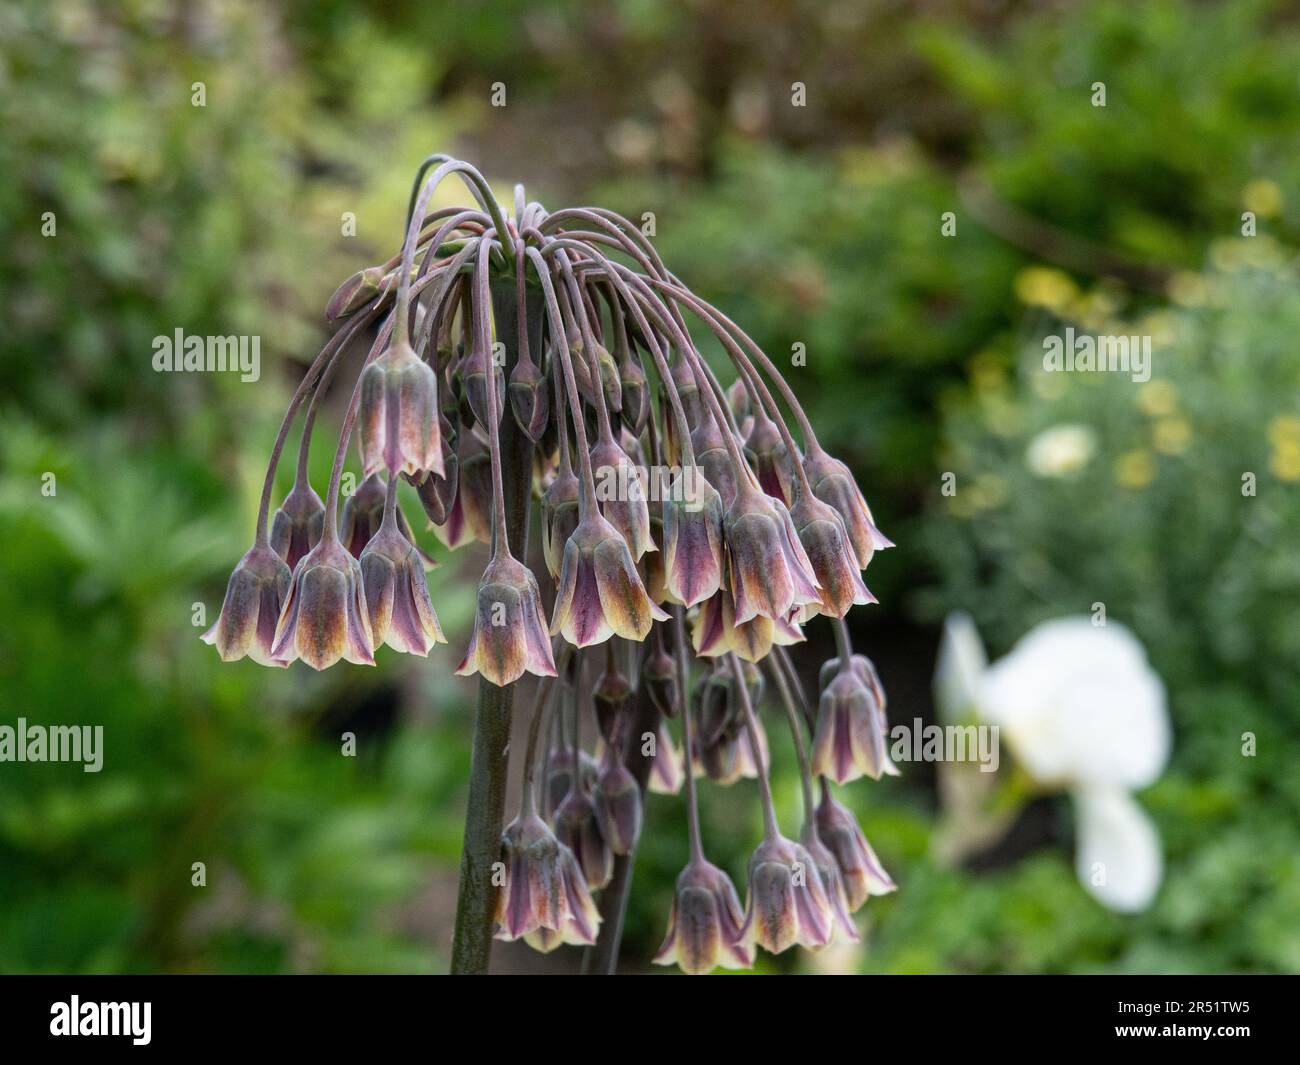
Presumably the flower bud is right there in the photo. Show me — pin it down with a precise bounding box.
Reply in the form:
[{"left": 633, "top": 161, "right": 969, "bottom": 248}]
[
  {"left": 408, "top": 429, "right": 458, "bottom": 528},
  {"left": 803, "top": 449, "right": 893, "bottom": 570},
  {"left": 358, "top": 340, "right": 443, "bottom": 480},
  {"left": 544, "top": 747, "right": 599, "bottom": 818},
  {"left": 592, "top": 754, "right": 642, "bottom": 855},
  {"left": 592, "top": 666, "right": 633, "bottom": 745},
  {"left": 726, "top": 377, "right": 754, "bottom": 435},
  {"left": 654, "top": 860, "right": 753, "bottom": 975},
  {"left": 457, "top": 555, "right": 557, "bottom": 686},
  {"left": 431, "top": 432, "right": 492, "bottom": 550},
  {"left": 802, "top": 827, "right": 861, "bottom": 943},
  {"left": 201, "top": 543, "right": 292, "bottom": 667},
  {"left": 324, "top": 265, "right": 385, "bottom": 323},
  {"left": 540, "top": 465, "right": 580, "bottom": 580},
  {"left": 641, "top": 644, "right": 679, "bottom": 718},
  {"left": 358, "top": 516, "right": 445, "bottom": 655},
  {"left": 744, "top": 413, "right": 796, "bottom": 505},
  {"left": 269, "top": 481, "right": 325, "bottom": 570},
  {"left": 692, "top": 416, "right": 739, "bottom": 508},
  {"left": 342, "top": 472, "right": 435, "bottom": 567},
  {"left": 619, "top": 353, "right": 649, "bottom": 437},
  {"left": 741, "top": 835, "right": 834, "bottom": 954},
  {"left": 508, "top": 356, "right": 549, "bottom": 442},
  {"left": 270, "top": 536, "right": 375, "bottom": 670},
  {"left": 815, "top": 788, "right": 896, "bottom": 910},
  {"left": 459, "top": 344, "right": 505, "bottom": 434}
]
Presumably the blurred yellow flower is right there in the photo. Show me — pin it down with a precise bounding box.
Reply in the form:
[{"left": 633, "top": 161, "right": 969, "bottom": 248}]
[
  {"left": 1152, "top": 417, "right": 1191, "bottom": 455},
  {"left": 1243, "top": 179, "right": 1283, "bottom": 219},
  {"left": 1137, "top": 381, "right": 1178, "bottom": 417},
  {"left": 1015, "top": 266, "right": 1078, "bottom": 312},
  {"left": 1168, "top": 271, "right": 1209, "bottom": 307},
  {"left": 1026, "top": 424, "right": 1097, "bottom": 478},
  {"left": 1115, "top": 449, "right": 1156, "bottom": 488},
  {"left": 1270, "top": 441, "right": 1300, "bottom": 482},
  {"left": 1267, "top": 415, "right": 1300, "bottom": 448}
]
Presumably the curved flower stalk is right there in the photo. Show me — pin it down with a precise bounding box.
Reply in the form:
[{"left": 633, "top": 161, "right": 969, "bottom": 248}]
[{"left": 202, "top": 153, "right": 896, "bottom": 974}]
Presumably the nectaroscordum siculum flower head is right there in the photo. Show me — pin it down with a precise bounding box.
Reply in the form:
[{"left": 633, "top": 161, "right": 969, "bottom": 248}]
[{"left": 203, "top": 153, "right": 900, "bottom": 972}]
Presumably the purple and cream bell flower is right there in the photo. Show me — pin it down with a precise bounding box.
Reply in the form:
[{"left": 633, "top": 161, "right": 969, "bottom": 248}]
[
  {"left": 741, "top": 832, "right": 835, "bottom": 954},
  {"left": 654, "top": 859, "right": 754, "bottom": 975},
  {"left": 692, "top": 415, "right": 740, "bottom": 508},
  {"left": 803, "top": 446, "right": 892, "bottom": 570},
  {"left": 549, "top": 512, "right": 668, "bottom": 647},
  {"left": 358, "top": 339, "right": 443, "bottom": 480},
  {"left": 342, "top": 472, "right": 436, "bottom": 567},
  {"left": 358, "top": 490, "right": 446, "bottom": 656},
  {"left": 812, "top": 667, "right": 892, "bottom": 784},
  {"left": 552, "top": 786, "right": 613, "bottom": 891},
  {"left": 591, "top": 435, "right": 655, "bottom": 561},
  {"left": 790, "top": 489, "right": 876, "bottom": 620},
  {"left": 692, "top": 586, "right": 805, "bottom": 664},
  {"left": 270, "top": 530, "right": 375, "bottom": 670},
  {"left": 543, "top": 745, "right": 599, "bottom": 819},
  {"left": 815, "top": 784, "right": 896, "bottom": 909},
  {"left": 801, "top": 825, "right": 862, "bottom": 944},
  {"left": 494, "top": 812, "right": 600, "bottom": 946},
  {"left": 457, "top": 554, "right": 557, "bottom": 687},
  {"left": 647, "top": 723, "right": 685, "bottom": 796},
  {"left": 269, "top": 479, "right": 325, "bottom": 571},
  {"left": 660, "top": 467, "right": 724, "bottom": 608},
  {"left": 202, "top": 541, "right": 292, "bottom": 667},
  {"left": 723, "top": 480, "right": 822, "bottom": 627}
]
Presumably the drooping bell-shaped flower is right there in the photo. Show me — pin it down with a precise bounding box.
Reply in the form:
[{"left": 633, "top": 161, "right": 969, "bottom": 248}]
[
  {"left": 409, "top": 419, "right": 458, "bottom": 527},
  {"left": 660, "top": 467, "right": 724, "bottom": 607},
  {"left": 550, "top": 513, "right": 668, "bottom": 647},
  {"left": 815, "top": 787, "right": 896, "bottom": 910},
  {"left": 358, "top": 340, "right": 443, "bottom": 479},
  {"left": 653, "top": 859, "right": 754, "bottom": 975},
  {"left": 618, "top": 351, "right": 649, "bottom": 437},
  {"left": 723, "top": 484, "right": 822, "bottom": 626},
  {"left": 820, "top": 652, "right": 887, "bottom": 709},
  {"left": 552, "top": 788, "right": 613, "bottom": 891},
  {"left": 740, "top": 834, "right": 835, "bottom": 954},
  {"left": 202, "top": 542, "right": 292, "bottom": 667},
  {"left": 269, "top": 480, "right": 325, "bottom": 570},
  {"left": 591, "top": 435, "right": 655, "bottom": 561},
  {"left": 358, "top": 502, "right": 445, "bottom": 656},
  {"left": 803, "top": 448, "right": 892, "bottom": 570},
  {"left": 812, "top": 668, "right": 892, "bottom": 784},
  {"left": 692, "top": 586, "right": 805, "bottom": 663},
  {"left": 457, "top": 554, "right": 557, "bottom": 686},
  {"left": 342, "top": 472, "right": 435, "bottom": 567},
  {"left": 324, "top": 265, "right": 385, "bottom": 324},
  {"left": 271, "top": 533, "right": 375, "bottom": 669},
  {"left": 692, "top": 416, "right": 740, "bottom": 508},
  {"left": 494, "top": 813, "right": 600, "bottom": 945},
  {"left": 543, "top": 746, "right": 600, "bottom": 819},
  {"left": 459, "top": 341, "right": 505, "bottom": 434},
  {"left": 801, "top": 826, "right": 861, "bottom": 943},
  {"left": 790, "top": 490, "right": 875, "bottom": 620},
  {"left": 648, "top": 722, "right": 685, "bottom": 795}
]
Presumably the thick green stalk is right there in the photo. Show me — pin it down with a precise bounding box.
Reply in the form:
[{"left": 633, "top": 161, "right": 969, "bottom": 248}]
[{"left": 449, "top": 276, "right": 542, "bottom": 974}]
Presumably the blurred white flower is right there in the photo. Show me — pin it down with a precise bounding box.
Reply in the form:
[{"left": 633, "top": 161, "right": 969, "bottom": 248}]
[
  {"left": 933, "top": 614, "right": 1171, "bottom": 912},
  {"left": 1025, "top": 424, "right": 1097, "bottom": 478}
]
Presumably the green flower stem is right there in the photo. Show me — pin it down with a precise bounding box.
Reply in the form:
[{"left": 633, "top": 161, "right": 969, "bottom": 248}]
[{"left": 449, "top": 275, "right": 541, "bottom": 975}]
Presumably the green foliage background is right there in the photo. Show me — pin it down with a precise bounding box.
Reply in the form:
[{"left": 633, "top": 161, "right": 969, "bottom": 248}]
[{"left": 1, "top": 0, "right": 1297, "bottom": 973}]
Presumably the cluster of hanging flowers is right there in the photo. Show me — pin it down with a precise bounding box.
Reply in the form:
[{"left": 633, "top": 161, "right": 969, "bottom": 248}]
[{"left": 204, "top": 154, "right": 897, "bottom": 972}]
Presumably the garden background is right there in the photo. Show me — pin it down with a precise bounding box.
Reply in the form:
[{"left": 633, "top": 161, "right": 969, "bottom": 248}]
[{"left": 3, "top": 0, "right": 1299, "bottom": 973}]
